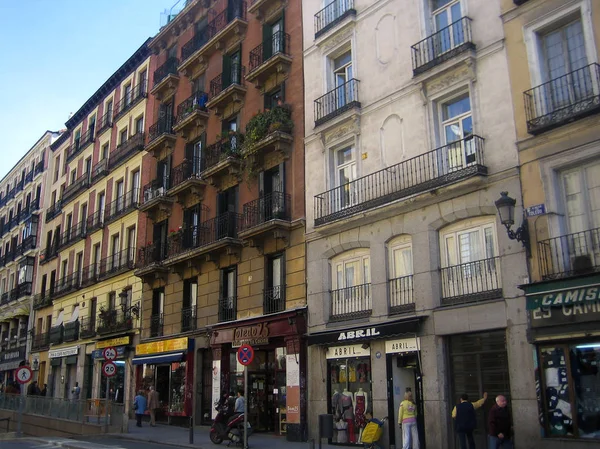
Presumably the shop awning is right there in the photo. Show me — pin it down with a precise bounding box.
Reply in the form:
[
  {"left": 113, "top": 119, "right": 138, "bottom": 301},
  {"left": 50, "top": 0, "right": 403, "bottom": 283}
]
[{"left": 132, "top": 352, "right": 184, "bottom": 365}]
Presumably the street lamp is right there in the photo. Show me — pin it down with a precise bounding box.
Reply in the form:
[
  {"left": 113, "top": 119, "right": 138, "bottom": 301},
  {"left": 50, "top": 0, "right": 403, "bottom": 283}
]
[
  {"left": 119, "top": 289, "right": 140, "bottom": 318},
  {"left": 495, "top": 191, "right": 530, "bottom": 257}
]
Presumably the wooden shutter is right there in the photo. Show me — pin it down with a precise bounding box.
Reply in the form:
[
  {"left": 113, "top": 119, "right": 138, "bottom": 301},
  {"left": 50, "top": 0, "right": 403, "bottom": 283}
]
[{"left": 263, "top": 24, "right": 273, "bottom": 61}]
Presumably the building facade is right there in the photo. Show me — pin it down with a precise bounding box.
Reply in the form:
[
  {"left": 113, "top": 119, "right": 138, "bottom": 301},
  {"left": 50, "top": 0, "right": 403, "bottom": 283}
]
[
  {"left": 303, "top": 0, "right": 537, "bottom": 448},
  {"left": 133, "top": 0, "right": 307, "bottom": 437},
  {"left": 30, "top": 41, "right": 152, "bottom": 412},
  {"left": 0, "top": 131, "right": 57, "bottom": 385},
  {"left": 502, "top": 0, "right": 600, "bottom": 446}
]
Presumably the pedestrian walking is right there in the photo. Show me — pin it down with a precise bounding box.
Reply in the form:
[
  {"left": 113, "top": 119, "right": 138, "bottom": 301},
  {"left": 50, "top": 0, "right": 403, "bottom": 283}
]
[
  {"left": 398, "top": 390, "right": 420, "bottom": 449},
  {"left": 148, "top": 386, "right": 159, "bottom": 427},
  {"left": 488, "top": 395, "right": 513, "bottom": 449},
  {"left": 40, "top": 384, "right": 47, "bottom": 397},
  {"left": 452, "top": 393, "right": 487, "bottom": 449},
  {"left": 71, "top": 382, "right": 81, "bottom": 401},
  {"left": 27, "top": 380, "right": 39, "bottom": 396},
  {"left": 234, "top": 389, "right": 245, "bottom": 414},
  {"left": 134, "top": 390, "right": 147, "bottom": 428}
]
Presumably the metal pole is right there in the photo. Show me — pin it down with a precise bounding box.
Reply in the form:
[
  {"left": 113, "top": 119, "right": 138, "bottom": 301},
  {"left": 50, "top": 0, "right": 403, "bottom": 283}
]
[
  {"left": 189, "top": 415, "right": 194, "bottom": 444},
  {"left": 104, "top": 375, "right": 109, "bottom": 433},
  {"left": 17, "top": 383, "right": 25, "bottom": 437},
  {"left": 243, "top": 366, "right": 248, "bottom": 449}
]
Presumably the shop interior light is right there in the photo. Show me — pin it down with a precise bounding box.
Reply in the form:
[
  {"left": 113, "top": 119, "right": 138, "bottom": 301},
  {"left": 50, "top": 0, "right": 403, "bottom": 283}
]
[{"left": 575, "top": 343, "right": 600, "bottom": 349}]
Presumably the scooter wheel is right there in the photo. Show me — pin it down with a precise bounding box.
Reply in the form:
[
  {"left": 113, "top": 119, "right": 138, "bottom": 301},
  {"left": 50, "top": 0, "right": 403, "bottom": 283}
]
[{"left": 210, "top": 429, "right": 223, "bottom": 444}]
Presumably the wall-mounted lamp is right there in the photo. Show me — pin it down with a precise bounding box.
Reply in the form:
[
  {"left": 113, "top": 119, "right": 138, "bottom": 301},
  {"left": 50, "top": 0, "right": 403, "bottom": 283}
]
[
  {"left": 60, "top": 375, "right": 65, "bottom": 384},
  {"left": 32, "top": 359, "right": 39, "bottom": 371},
  {"left": 361, "top": 343, "right": 370, "bottom": 350},
  {"left": 495, "top": 191, "right": 531, "bottom": 257},
  {"left": 119, "top": 289, "right": 140, "bottom": 318}
]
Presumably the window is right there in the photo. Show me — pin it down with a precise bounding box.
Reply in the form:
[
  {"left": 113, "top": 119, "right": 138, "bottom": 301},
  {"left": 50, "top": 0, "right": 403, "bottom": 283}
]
[
  {"left": 61, "top": 260, "right": 68, "bottom": 282},
  {"left": 98, "top": 192, "right": 106, "bottom": 225},
  {"left": 561, "top": 160, "right": 600, "bottom": 233},
  {"left": 138, "top": 70, "right": 147, "bottom": 94},
  {"left": 264, "top": 84, "right": 285, "bottom": 110},
  {"left": 76, "top": 252, "right": 83, "bottom": 285},
  {"left": 70, "top": 170, "right": 76, "bottom": 184},
  {"left": 85, "top": 157, "right": 92, "bottom": 176},
  {"left": 330, "top": 146, "right": 358, "bottom": 211},
  {"left": 89, "top": 115, "right": 96, "bottom": 137},
  {"left": 119, "top": 128, "right": 128, "bottom": 145},
  {"left": 331, "top": 249, "right": 371, "bottom": 318},
  {"left": 265, "top": 253, "right": 285, "bottom": 314},
  {"left": 219, "top": 267, "right": 237, "bottom": 322},
  {"left": 182, "top": 278, "right": 198, "bottom": 331},
  {"left": 115, "top": 180, "right": 124, "bottom": 212},
  {"left": 332, "top": 50, "right": 354, "bottom": 106},
  {"left": 135, "top": 117, "right": 144, "bottom": 135},
  {"left": 66, "top": 214, "right": 72, "bottom": 239},
  {"left": 81, "top": 203, "right": 88, "bottom": 233},
  {"left": 101, "top": 143, "right": 109, "bottom": 160},
  {"left": 127, "top": 226, "right": 136, "bottom": 262},
  {"left": 111, "top": 234, "right": 120, "bottom": 269},
  {"left": 151, "top": 288, "right": 164, "bottom": 337},
  {"left": 388, "top": 236, "right": 414, "bottom": 309},
  {"left": 92, "top": 243, "right": 101, "bottom": 278},
  {"left": 108, "top": 291, "right": 116, "bottom": 311},
  {"left": 106, "top": 99, "right": 113, "bottom": 117},
  {"left": 192, "top": 74, "right": 205, "bottom": 94},
  {"left": 74, "top": 129, "right": 81, "bottom": 148},
  {"left": 185, "top": 134, "right": 204, "bottom": 175},
  {"left": 124, "top": 83, "right": 132, "bottom": 106},
  {"left": 432, "top": 0, "right": 464, "bottom": 53},
  {"left": 223, "top": 49, "right": 242, "bottom": 88},
  {"left": 439, "top": 92, "right": 475, "bottom": 170},
  {"left": 262, "top": 16, "right": 284, "bottom": 61},
  {"left": 130, "top": 170, "right": 140, "bottom": 203}
]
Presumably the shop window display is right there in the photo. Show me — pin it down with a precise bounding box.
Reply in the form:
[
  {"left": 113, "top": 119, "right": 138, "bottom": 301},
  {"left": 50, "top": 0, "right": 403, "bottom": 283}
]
[
  {"left": 538, "top": 342, "right": 600, "bottom": 439},
  {"left": 140, "top": 361, "right": 187, "bottom": 418},
  {"left": 328, "top": 358, "right": 372, "bottom": 444}
]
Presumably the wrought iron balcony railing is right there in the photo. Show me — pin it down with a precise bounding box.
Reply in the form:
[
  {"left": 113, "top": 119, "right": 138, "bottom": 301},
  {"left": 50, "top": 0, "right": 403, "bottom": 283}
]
[
  {"left": 181, "top": 306, "right": 197, "bottom": 333},
  {"left": 241, "top": 192, "right": 290, "bottom": 231},
  {"left": 114, "top": 83, "right": 147, "bottom": 120},
  {"left": 538, "top": 227, "right": 600, "bottom": 280},
  {"left": 62, "top": 173, "right": 91, "bottom": 204},
  {"left": 97, "top": 108, "right": 113, "bottom": 135},
  {"left": 176, "top": 91, "right": 208, "bottom": 124},
  {"left": 208, "top": 64, "right": 246, "bottom": 99},
  {"left": 264, "top": 285, "right": 285, "bottom": 315},
  {"left": 150, "top": 313, "right": 164, "bottom": 337},
  {"left": 25, "top": 170, "right": 33, "bottom": 184},
  {"left": 142, "top": 178, "right": 171, "bottom": 204},
  {"left": 170, "top": 157, "right": 203, "bottom": 189},
  {"left": 45, "top": 201, "right": 62, "bottom": 223},
  {"left": 411, "top": 17, "right": 474, "bottom": 76},
  {"left": 330, "top": 283, "right": 371, "bottom": 321},
  {"left": 79, "top": 316, "right": 96, "bottom": 339},
  {"left": 201, "top": 132, "right": 243, "bottom": 172},
  {"left": 31, "top": 331, "right": 50, "bottom": 350},
  {"left": 147, "top": 115, "right": 176, "bottom": 144},
  {"left": 66, "top": 131, "right": 94, "bottom": 163},
  {"left": 49, "top": 324, "right": 64, "bottom": 345},
  {"left": 207, "top": 1, "right": 247, "bottom": 39},
  {"left": 63, "top": 320, "right": 80, "bottom": 342},
  {"left": 389, "top": 275, "right": 414, "bottom": 314},
  {"left": 104, "top": 188, "right": 140, "bottom": 223},
  {"left": 57, "top": 220, "right": 87, "bottom": 250},
  {"left": 16, "top": 235, "right": 36, "bottom": 256},
  {"left": 153, "top": 57, "right": 179, "bottom": 87},
  {"left": 315, "top": 0, "right": 355, "bottom": 38},
  {"left": 314, "top": 135, "right": 486, "bottom": 225},
  {"left": 524, "top": 63, "right": 600, "bottom": 134},
  {"left": 314, "top": 78, "right": 360, "bottom": 126},
  {"left": 440, "top": 256, "right": 502, "bottom": 305},
  {"left": 98, "top": 248, "right": 135, "bottom": 279},
  {"left": 33, "top": 292, "right": 53, "bottom": 310},
  {"left": 34, "top": 159, "right": 45, "bottom": 176},
  {"left": 4, "top": 282, "right": 33, "bottom": 302},
  {"left": 87, "top": 208, "right": 105, "bottom": 233},
  {"left": 97, "top": 309, "right": 134, "bottom": 335},
  {"left": 54, "top": 272, "right": 82, "bottom": 298},
  {"left": 218, "top": 296, "right": 236, "bottom": 322},
  {"left": 92, "top": 159, "right": 109, "bottom": 182},
  {"left": 136, "top": 242, "right": 168, "bottom": 269},
  {"left": 248, "top": 31, "right": 290, "bottom": 72},
  {"left": 109, "top": 133, "right": 145, "bottom": 170},
  {"left": 181, "top": 28, "right": 209, "bottom": 62}
]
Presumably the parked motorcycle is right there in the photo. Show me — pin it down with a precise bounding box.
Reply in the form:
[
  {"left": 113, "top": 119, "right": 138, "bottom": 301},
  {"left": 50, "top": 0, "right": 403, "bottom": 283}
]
[{"left": 210, "top": 399, "right": 252, "bottom": 446}]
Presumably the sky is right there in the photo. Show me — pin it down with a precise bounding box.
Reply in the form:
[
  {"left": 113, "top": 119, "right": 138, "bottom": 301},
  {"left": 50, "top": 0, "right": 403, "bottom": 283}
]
[{"left": 0, "top": 0, "right": 180, "bottom": 181}]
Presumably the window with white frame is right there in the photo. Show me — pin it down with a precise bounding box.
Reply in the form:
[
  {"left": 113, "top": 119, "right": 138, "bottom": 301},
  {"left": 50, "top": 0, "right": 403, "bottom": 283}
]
[
  {"left": 439, "top": 217, "right": 501, "bottom": 300},
  {"left": 331, "top": 50, "right": 354, "bottom": 106},
  {"left": 329, "top": 145, "right": 358, "bottom": 212},
  {"left": 331, "top": 249, "right": 371, "bottom": 318},
  {"left": 431, "top": 0, "right": 465, "bottom": 54},
  {"left": 388, "top": 236, "right": 414, "bottom": 309},
  {"left": 439, "top": 92, "right": 476, "bottom": 171}
]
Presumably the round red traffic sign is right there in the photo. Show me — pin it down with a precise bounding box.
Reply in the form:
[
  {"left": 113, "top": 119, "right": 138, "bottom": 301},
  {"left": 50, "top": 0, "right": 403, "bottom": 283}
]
[
  {"left": 16, "top": 366, "right": 32, "bottom": 384},
  {"left": 237, "top": 344, "right": 254, "bottom": 366},
  {"left": 102, "top": 346, "right": 118, "bottom": 361},
  {"left": 102, "top": 361, "right": 117, "bottom": 377}
]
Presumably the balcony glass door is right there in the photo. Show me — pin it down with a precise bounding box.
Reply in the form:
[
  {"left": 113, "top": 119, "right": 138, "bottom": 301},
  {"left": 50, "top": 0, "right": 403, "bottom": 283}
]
[
  {"left": 433, "top": 0, "right": 463, "bottom": 54},
  {"left": 116, "top": 180, "right": 124, "bottom": 213},
  {"left": 332, "top": 254, "right": 371, "bottom": 317},
  {"left": 333, "top": 51, "right": 353, "bottom": 109},
  {"left": 334, "top": 147, "right": 357, "bottom": 212},
  {"left": 442, "top": 94, "right": 473, "bottom": 172},
  {"left": 111, "top": 235, "right": 120, "bottom": 271}
]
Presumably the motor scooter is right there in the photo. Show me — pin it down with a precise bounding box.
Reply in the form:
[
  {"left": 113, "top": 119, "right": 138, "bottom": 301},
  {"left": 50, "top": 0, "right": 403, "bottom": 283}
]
[{"left": 210, "top": 400, "right": 252, "bottom": 446}]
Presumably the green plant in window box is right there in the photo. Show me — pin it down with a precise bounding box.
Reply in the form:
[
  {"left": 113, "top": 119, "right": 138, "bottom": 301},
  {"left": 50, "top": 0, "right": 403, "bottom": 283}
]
[{"left": 242, "top": 105, "right": 293, "bottom": 155}]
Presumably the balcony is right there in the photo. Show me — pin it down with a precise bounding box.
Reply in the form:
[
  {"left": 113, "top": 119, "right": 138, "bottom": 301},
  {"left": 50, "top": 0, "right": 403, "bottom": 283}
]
[
  {"left": 79, "top": 316, "right": 96, "bottom": 339},
  {"left": 16, "top": 235, "right": 37, "bottom": 257},
  {"left": 314, "top": 78, "right": 360, "bottom": 127},
  {"left": 168, "top": 157, "right": 207, "bottom": 203},
  {"left": 66, "top": 131, "right": 94, "bottom": 163},
  {"left": 246, "top": 31, "right": 291, "bottom": 89},
  {"left": 87, "top": 208, "right": 105, "bottom": 234},
  {"left": 40, "top": 243, "right": 59, "bottom": 265},
  {"left": 200, "top": 133, "right": 243, "bottom": 187},
  {"left": 135, "top": 243, "right": 169, "bottom": 278},
  {"left": 45, "top": 201, "right": 62, "bottom": 223},
  {"left": 57, "top": 220, "right": 87, "bottom": 251},
  {"left": 104, "top": 189, "right": 140, "bottom": 224},
  {"left": 150, "top": 313, "right": 164, "bottom": 338},
  {"left": 315, "top": 0, "right": 356, "bottom": 39},
  {"left": 22, "top": 197, "right": 41, "bottom": 220},
  {"left": 151, "top": 57, "right": 179, "bottom": 100},
  {"left": 264, "top": 285, "right": 285, "bottom": 315},
  {"left": 62, "top": 173, "right": 91, "bottom": 205},
  {"left": 314, "top": 135, "right": 487, "bottom": 226},
  {"left": 218, "top": 296, "right": 236, "bottom": 323},
  {"left": 3, "top": 282, "right": 33, "bottom": 303},
  {"left": 440, "top": 256, "right": 502, "bottom": 306},
  {"left": 54, "top": 272, "right": 81, "bottom": 298},
  {"left": 97, "top": 109, "right": 113, "bottom": 136},
  {"left": 97, "top": 309, "right": 134, "bottom": 336},
  {"left": 206, "top": 64, "right": 247, "bottom": 116},
  {"left": 33, "top": 292, "right": 53, "bottom": 310},
  {"left": 538, "top": 227, "right": 600, "bottom": 280},
  {"left": 248, "top": 0, "right": 285, "bottom": 20},
  {"left": 389, "top": 275, "right": 414, "bottom": 314},
  {"left": 145, "top": 115, "right": 176, "bottom": 159},
  {"left": 25, "top": 170, "right": 33, "bottom": 185},
  {"left": 49, "top": 325, "right": 64, "bottom": 345},
  {"left": 181, "top": 306, "right": 197, "bottom": 333},
  {"left": 173, "top": 91, "right": 209, "bottom": 139},
  {"left": 411, "top": 17, "right": 475, "bottom": 76},
  {"left": 91, "top": 159, "right": 109, "bottom": 183},
  {"left": 178, "top": 2, "right": 248, "bottom": 79},
  {"left": 63, "top": 321, "right": 80, "bottom": 342},
  {"left": 97, "top": 249, "right": 135, "bottom": 280},
  {"left": 114, "top": 83, "right": 147, "bottom": 121},
  {"left": 31, "top": 331, "right": 50, "bottom": 351},
  {"left": 140, "top": 179, "right": 174, "bottom": 219},
  {"left": 109, "top": 133, "right": 145, "bottom": 171},
  {"left": 241, "top": 106, "right": 293, "bottom": 165},
  {"left": 81, "top": 263, "right": 101, "bottom": 288},
  {"left": 239, "top": 192, "right": 291, "bottom": 244},
  {"left": 330, "top": 283, "right": 371, "bottom": 321},
  {"left": 524, "top": 63, "right": 600, "bottom": 135},
  {"left": 34, "top": 159, "right": 44, "bottom": 177}
]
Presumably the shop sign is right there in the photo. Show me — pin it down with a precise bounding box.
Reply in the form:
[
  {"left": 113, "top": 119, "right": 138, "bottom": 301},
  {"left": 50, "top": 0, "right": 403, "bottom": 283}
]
[
  {"left": 286, "top": 386, "right": 300, "bottom": 424},
  {"left": 0, "top": 360, "right": 21, "bottom": 371},
  {"left": 307, "top": 318, "right": 422, "bottom": 346},
  {"left": 232, "top": 323, "right": 269, "bottom": 348},
  {"left": 136, "top": 337, "right": 188, "bottom": 355},
  {"left": 1, "top": 346, "right": 25, "bottom": 362},
  {"left": 526, "top": 283, "right": 600, "bottom": 310},
  {"left": 49, "top": 346, "right": 79, "bottom": 359},
  {"left": 326, "top": 344, "right": 371, "bottom": 359},
  {"left": 92, "top": 346, "right": 127, "bottom": 360},
  {"left": 96, "top": 336, "right": 130, "bottom": 349},
  {"left": 337, "top": 327, "right": 380, "bottom": 341},
  {"left": 531, "top": 300, "right": 600, "bottom": 328},
  {"left": 385, "top": 337, "right": 421, "bottom": 354}
]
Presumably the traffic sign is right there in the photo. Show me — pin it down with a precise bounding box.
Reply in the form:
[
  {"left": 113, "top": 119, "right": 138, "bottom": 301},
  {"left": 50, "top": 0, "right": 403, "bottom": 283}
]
[
  {"left": 16, "top": 366, "right": 32, "bottom": 384},
  {"left": 102, "top": 346, "right": 118, "bottom": 361},
  {"left": 237, "top": 344, "right": 254, "bottom": 366},
  {"left": 102, "top": 361, "right": 117, "bottom": 377}
]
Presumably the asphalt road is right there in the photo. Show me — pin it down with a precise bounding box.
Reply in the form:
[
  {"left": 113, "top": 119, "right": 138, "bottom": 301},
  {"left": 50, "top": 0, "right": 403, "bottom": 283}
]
[{"left": 1, "top": 438, "right": 171, "bottom": 449}]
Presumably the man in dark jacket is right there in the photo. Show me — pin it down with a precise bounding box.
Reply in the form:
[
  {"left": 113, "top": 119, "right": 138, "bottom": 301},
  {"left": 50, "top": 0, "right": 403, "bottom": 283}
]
[
  {"left": 488, "top": 395, "right": 513, "bottom": 449},
  {"left": 454, "top": 394, "right": 481, "bottom": 449}
]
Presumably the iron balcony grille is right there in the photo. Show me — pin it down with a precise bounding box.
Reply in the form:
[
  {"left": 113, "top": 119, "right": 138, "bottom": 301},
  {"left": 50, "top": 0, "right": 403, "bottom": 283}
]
[
  {"left": 40, "top": 243, "right": 59, "bottom": 264},
  {"left": 33, "top": 292, "right": 53, "bottom": 310},
  {"left": 524, "top": 63, "right": 600, "bottom": 135},
  {"left": 176, "top": 91, "right": 208, "bottom": 123},
  {"left": 62, "top": 173, "right": 91, "bottom": 204},
  {"left": 314, "top": 135, "right": 486, "bottom": 226},
  {"left": 150, "top": 313, "right": 164, "bottom": 337},
  {"left": 208, "top": 64, "right": 246, "bottom": 99},
  {"left": 181, "top": 306, "right": 197, "bottom": 332},
  {"left": 31, "top": 331, "right": 50, "bottom": 350},
  {"left": 104, "top": 188, "right": 140, "bottom": 223},
  {"left": 19, "top": 328, "right": 27, "bottom": 339},
  {"left": 45, "top": 201, "right": 62, "bottom": 223},
  {"left": 87, "top": 208, "right": 105, "bottom": 233},
  {"left": 4, "top": 282, "right": 33, "bottom": 302},
  {"left": 97, "top": 308, "right": 134, "bottom": 335},
  {"left": 147, "top": 115, "right": 176, "bottom": 144},
  {"left": 207, "top": 1, "right": 247, "bottom": 39},
  {"left": 218, "top": 296, "right": 236, "bottom": 322},
  {"left": 411, "top": 17, "right": 474, "bottom": 76},
  {"left": 92, "top": 159, "right": 109, "bottom": 182},
  {"left": 248, "top": 31, "right": 290, "bottom": 72},
  {"left": 66, "top": 130, "right": 95, "bottom": 163},
  {"left": 137, "top": 242, "right": 168, "bottom": 269},
  {"left": 97, "top": 248, "right": 135, "bottom": 279},
  {"left": 201, "top": 132, "right": 243, "bottom": 172},
  {"left": 57, "top": 220, "right": 87, "bottom": 250},
  {"left": 15, "top": 179, "right": 24, "bottom": 193},
  {"left": 25, "top": 170, "right": 34, "bottom": 184},
  {"left": 264, "top": 285, "right": 285, "bottom": 315},
  {"left": 241, "top": 192, "right": 291, "bottom": 231},
  {"left": 330, "top": 283, "right": 371, "bottom": 321},
  {"left": 97, "top": 109, "right": 113, "bottom": 135},
  {"left": 314, "top": 78, "right": 360, "bottom": 126},
  {"left": 79, "top": 316, "right": 96, "bottom": 339},
  {"left": 49, "top": 325, "right": 64, "bottom": 345},
  {"left": 34, "top": 159, "right": 45, "bottom": 176},
  {"left": 181, "top": 29, "right": 209, "bottom": 62},
  {"left": 63, "top": 320, "right": 80, "bottom": 342},
  {"left": 153, "top": 57, "right": 179, "bottom": 87},
  {"left": 23, "top": 197, "right": 41, "bottom": 219},
  {"left": 170, "top": 157, "right": 203, "bottom": 189},
  {"left": 389, "top": 275, "right": 414, "bottom": 314},
  {"left": 440, "top": 256, "right": 502, "bottom": 305},
  {"left": 109, "top": 133, "right": 145, "bottom": 170},
  {"left": 55, "top": 272, "right": 82, "bottom": 298},
  {"left": 81, "top": 263, "right": 101, "bottom": 287},
  {"left": 114, "top": 83, "right": 147, "bottom": 120},
  {"left": 142, "top": 178, "right": 171, "bottom": 204},
  {"left": 315, "top": 0, "right": 355, "bottom": 38},
  {"left": 16, "top": 235, "right": 36, "bottom": 255},
  {"left": 538, "top": 227, "right": 600, "bottom": 280}
]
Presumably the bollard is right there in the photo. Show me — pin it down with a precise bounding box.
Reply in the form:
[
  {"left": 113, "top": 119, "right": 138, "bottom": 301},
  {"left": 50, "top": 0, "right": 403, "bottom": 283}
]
[{"left": 189, "top": 415, "right": 194, "bottom": 444}]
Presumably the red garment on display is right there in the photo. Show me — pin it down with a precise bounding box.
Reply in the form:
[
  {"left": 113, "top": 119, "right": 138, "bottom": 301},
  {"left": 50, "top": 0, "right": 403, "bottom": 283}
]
[
  {"left": 354, "top": 394, "right": 366, "bottom": 428},
  {"left": 346, "top": 418, "right": 356, "bottom": 443}
]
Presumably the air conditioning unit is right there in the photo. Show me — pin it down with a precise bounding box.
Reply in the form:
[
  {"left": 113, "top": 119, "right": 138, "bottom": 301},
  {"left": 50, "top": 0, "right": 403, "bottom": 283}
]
[
  {"left": 144, "top": 189, "right": 155, "bottom": 202},
  {"left": 573, "top": 255, "right": 593, "bottom": 275}
]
